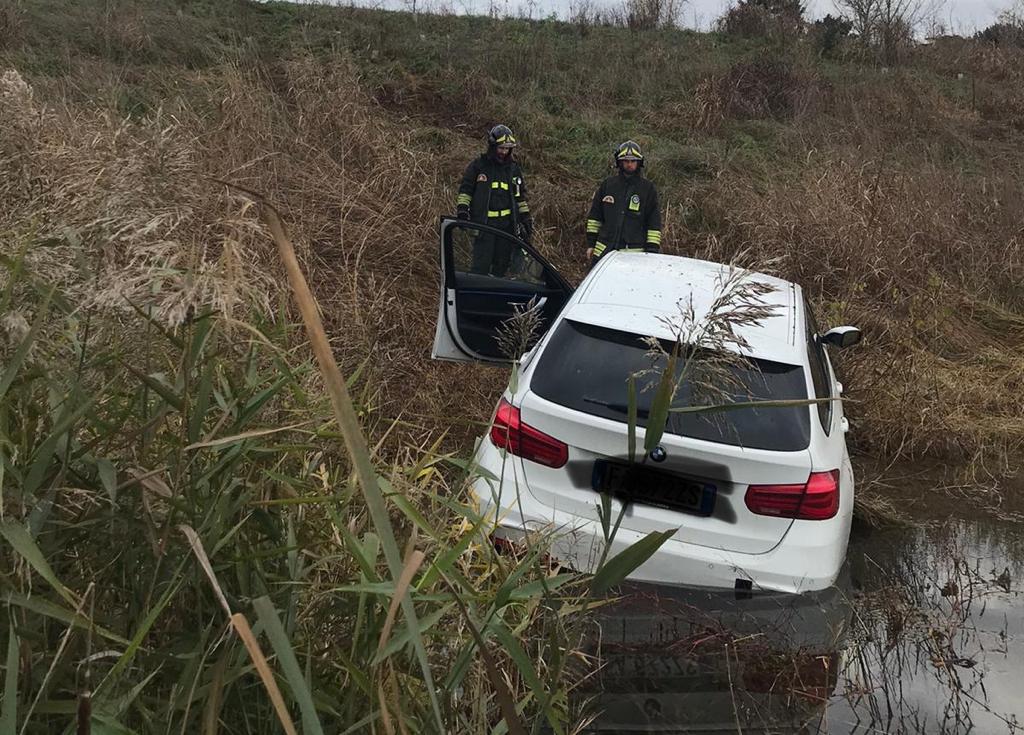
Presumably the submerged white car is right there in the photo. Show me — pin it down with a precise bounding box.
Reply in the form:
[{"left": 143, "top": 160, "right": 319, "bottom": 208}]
[{"left": 432, "top": 217, "right": 861, "bottom": 594}]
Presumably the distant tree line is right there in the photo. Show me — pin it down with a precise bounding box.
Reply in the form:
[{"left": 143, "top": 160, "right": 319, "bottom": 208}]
[
  {"left": 975, "top": 2, "right": 1024, "bottom": 46},
  {"left": 713, "top": 0, "right": 1024, "bottom": 61},
  {"left": 568, "top": 0, "right": 1024, "bottom": 58}
]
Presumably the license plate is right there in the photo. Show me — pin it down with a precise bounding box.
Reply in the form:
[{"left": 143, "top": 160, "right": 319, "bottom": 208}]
[{"left": 591, "top": 460, "right": 716, "bottom": 517}]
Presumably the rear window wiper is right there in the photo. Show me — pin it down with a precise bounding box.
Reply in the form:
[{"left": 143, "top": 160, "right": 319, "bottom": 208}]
[{"left": 582, "top": 396, "right": 649, "bottom": 417}]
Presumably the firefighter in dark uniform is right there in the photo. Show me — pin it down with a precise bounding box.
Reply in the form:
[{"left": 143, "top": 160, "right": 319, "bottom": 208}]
[
  {"left": 585, "top": 140, "right": 662, "bottom": 266},
  {"left": 456, "top": 125, "right": 533, "bottom": 277}
]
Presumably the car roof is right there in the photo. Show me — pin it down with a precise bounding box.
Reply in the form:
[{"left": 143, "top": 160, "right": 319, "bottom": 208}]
[{"left": 567, "top": 252, "right": 802, "bottom": 364}]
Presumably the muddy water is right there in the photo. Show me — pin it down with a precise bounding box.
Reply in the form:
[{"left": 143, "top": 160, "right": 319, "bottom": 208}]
[
  {"left": 582, "top": 488, "right": 1024, "bottom": 733},
  {"left": 830, "top": 514, "right": 1023, "bottom": 734}
]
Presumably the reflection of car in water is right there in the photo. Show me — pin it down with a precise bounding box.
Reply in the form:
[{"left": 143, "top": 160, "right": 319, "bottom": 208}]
[
  {"left": 580, "top": 580, "right": 852, "bottom": 733},
  {"left": 432, "top": 216, "right": 863, "bottom": 594}
]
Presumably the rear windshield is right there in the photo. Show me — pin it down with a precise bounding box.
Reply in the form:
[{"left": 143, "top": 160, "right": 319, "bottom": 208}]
[{"left": 530, "top": 320, "right": 810, "bottom": 451}]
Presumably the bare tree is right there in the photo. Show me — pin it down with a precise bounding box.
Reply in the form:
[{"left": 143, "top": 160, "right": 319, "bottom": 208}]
[
  {"left": 976, "top": 0, "right": 1024, "bottom": 44},
  {"left": 569, "top": 0, "right": 597, "bottom": 29},
  {"left": 877, "top": 0, "right": 917, "bottom": 62},
  {"left": 998, "top": 0, "right": 1024, "bottom": 25},
  {"left": 837, "top": 0, "right": 940, "bottom": 62},
  {"left": 836, "top": 0, "right": 880, "bottom": 48},
  {"left": 625, "top": 0, "right": 686, "bottom": 29}
]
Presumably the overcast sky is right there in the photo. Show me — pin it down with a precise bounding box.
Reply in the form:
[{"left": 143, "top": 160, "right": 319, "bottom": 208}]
[{"left": 340, "top": 0, "right": 1013, "bottom": 34}]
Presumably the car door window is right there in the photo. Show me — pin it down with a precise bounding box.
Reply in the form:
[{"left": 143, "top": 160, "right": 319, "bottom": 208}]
[
  {"left": 438, "top": 219, "right": 573, "bottom": 362},
  {"left": 804, "top": 299, "right": 832, "bottom": 434},
  {"left": 450, "top": 225, "right": 547, "bottom": 287}
]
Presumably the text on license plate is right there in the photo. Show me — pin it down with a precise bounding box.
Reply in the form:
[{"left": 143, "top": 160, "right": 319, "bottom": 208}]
[{"left": 591, "top": 460, "right": 717, "bottom": 517}]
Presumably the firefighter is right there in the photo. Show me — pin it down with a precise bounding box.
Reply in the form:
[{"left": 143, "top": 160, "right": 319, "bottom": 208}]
[
  {"left": 585, "top": 140, "right": 662, "bottom": 266},
  {"left": 456, "top": 124, "right": 533, "bottom": 277}
]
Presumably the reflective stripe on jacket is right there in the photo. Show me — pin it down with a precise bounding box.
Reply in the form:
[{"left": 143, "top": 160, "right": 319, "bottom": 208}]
[
  {"left": 456, "top": 154, "right": 530, "bottom": 229},
  {"left": 585, "top": 172, "right": 662, "bottom": 254}
]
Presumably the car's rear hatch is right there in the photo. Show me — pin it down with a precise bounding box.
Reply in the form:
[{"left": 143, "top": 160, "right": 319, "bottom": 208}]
[
  {"left": 518, "top": 392, "right": 809, "bottom": 554},
  {"left": 516, "top": 319, "right": 813, "bottom": 555}
]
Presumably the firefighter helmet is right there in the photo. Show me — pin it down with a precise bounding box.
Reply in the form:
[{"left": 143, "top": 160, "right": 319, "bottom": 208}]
[
  {"left": 615, "top": 140, "right": 644, "bottom": 167},
  {"left": 488, "top": 124, "right": 518, "bottom": 149}
]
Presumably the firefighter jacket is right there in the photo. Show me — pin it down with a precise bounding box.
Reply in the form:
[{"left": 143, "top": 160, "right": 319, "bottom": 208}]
[
  {"left": 585, "top": 172, "right": 662, "bottom": 258},
  {"left": 456, "top": 154, "right": 531, "bottom": 232}
]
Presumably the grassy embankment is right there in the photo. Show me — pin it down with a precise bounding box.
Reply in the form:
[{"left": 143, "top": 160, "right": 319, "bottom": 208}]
[{"left": 2, "top": 0, "right": 1023, "bottom": 731}]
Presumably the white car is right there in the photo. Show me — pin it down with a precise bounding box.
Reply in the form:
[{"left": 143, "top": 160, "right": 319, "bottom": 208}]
[{"left": 432, "top": 217, "right": 861, "bottom": 594}]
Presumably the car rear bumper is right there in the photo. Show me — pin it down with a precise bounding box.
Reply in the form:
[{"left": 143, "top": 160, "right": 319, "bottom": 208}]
[{"left": 472, "top": 443, "right": 852, "bottom": 595}]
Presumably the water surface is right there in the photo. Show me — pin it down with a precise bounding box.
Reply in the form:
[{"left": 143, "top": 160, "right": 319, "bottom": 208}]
[{"left": 583, "top": 482, "right": 1024, "bottom": 733}]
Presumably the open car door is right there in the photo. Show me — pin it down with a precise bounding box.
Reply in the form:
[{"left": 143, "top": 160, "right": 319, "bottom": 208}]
[{"left": 432, "top": 216, "right": 574, "bottom": 363}]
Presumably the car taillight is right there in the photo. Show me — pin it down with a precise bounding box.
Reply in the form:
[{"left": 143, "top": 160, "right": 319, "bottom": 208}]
[
  {"left": 490, "top": 399, "right": 568, "bottom": 468},
  {"left": 745, "top": 470, "right": 840, "bottom": 520}
]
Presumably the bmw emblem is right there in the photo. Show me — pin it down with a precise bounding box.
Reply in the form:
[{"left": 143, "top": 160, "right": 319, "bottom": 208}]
[{"left": 649, "top": 446, "right": 667, "bottom": 463}]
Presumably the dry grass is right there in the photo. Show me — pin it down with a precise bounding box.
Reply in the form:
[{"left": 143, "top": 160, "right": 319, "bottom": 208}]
[
  {"left": 3, "top": 2, "right": 1024, "bottom": 729},
  {"left": 1, "top": 0, "right": 1020, "bottom": 484},
  {"left": 0, "top": 69, "right": 274, "bottom": 327},
  {"left": 2, "top": 53, "right": 502, "bottom": 450},
  {"left": 0, "top": 62, "right": 614, "bottom": 726},
  {"left": 694, "top": 58, "right": 831, "bottom": 130},
  {"left": 688, "top": 155, "right": 1024, "bottom": 469},
  {"left": 4, "top": 1, "right": 1023, "bottom": 482},
  {"left": 198, "top": 57, "right": 502, "bottom": 445}
]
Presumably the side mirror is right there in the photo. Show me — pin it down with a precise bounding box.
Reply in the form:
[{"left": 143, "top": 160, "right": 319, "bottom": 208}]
[{"left": 819, "top": 326, "right": 862, "bottom": 349}]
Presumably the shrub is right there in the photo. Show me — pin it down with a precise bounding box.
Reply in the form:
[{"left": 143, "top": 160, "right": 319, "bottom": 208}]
[
  {"left": 696, "top": 58, "right": 829, "bottom": 127},
  {"left": 625, "top": 0, "right": 684, "bottom": 29},
  {"left": 811, "top": 14, "right": 854, "bottom": 57},
  {"left": 0, "top": 0, "right": 23, "bottom": 50},
  {"left": 718, "top": 2, "right": 774, "bottom": 37},
  {"left": 718, "top": 0, "right": 805, "bottom": 39},
  {"left": 975, "top": 21, "right": 1024, "bottom": 47}
]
